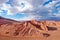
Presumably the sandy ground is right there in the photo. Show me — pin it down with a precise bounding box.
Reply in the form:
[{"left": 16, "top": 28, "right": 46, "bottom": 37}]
[
  {"left": 0, "top": 26, "right": 60, "bottom": 40},
  {"left": 0, "top": 21, "right": 60, "bottom": 40},
  {"left": 46, "top": 24, "right": 60, "bottom": 40},
  {"left": 0, "top": 37, "right": 46, "bottom": 40}
]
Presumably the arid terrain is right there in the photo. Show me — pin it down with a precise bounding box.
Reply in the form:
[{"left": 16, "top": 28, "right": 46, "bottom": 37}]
[{"left": 0, "top": 16, "right": 60, "bottom": 40}]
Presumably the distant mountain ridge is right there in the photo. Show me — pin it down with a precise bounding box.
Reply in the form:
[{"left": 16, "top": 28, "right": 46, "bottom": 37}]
[{"left": 0, "top": 16, "right": 20, "bottom": 22}]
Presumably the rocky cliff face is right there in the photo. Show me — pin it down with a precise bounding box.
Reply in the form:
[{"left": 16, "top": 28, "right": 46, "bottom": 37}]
[{"left": 0, "top": 17, "right": 58, "bottom": 37}]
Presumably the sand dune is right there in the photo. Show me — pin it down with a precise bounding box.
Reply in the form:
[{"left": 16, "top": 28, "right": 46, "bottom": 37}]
[{"left": 0, "top": 17, "right": 60, "bottom": 40}]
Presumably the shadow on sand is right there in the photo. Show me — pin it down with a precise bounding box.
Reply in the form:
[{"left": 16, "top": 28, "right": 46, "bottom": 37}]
[{"left": 47, "top": 26, "right": 57, "bottom": 31}]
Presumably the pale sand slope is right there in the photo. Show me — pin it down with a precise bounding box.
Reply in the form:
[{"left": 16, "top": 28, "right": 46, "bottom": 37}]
[{"left": 46, "top": 21, "right": 60, "bottom": 40}]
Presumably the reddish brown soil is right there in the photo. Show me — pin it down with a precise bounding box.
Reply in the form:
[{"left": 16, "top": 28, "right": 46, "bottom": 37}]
[{"left": 0, "top": 17, "right": 60, "bottom": 40}]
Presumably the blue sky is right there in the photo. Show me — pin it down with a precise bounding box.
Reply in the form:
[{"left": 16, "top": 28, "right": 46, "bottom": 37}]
[{"left": 0, "top": 0, "right": 60, "bottom": 21}]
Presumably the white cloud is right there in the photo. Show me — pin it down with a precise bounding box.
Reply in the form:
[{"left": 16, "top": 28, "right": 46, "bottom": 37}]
[
  {"left": 0, "top": 3, "right": 13, "bottom": 15},
  {"left": 0, "top": 0, "right": 9, "bottom": 4},
  {"left": 7, "top": 7, "right": 20, "bottom": 15},
  {"left": 0, "top": 0, "right": 60, "bottom": 21},
  {"left": 0, "top": 0, "right": 34, "bottom": 15},
  {"left": 16, "top": 1, "right": 34, "bottom": 12},
  {"left": 54, "top": 10, "right": 60, "bottom": 17},
  {"left": 44, "top": 0, "right": 60, "bottom": 16},
  {"left": 14, "top": 15, "right": 42, "bottom": 21},
  {"left": 44, "top": 1, "right": 57, "bottom": 11},
  {"left": 7, "top": 0, "right": 48, "bottom": 15},
  {"left": 0, "top": 0, "right": 48, "bottom": 16},
  {"left": 1, "top": 4, "right": 11, "bottom": 10}
]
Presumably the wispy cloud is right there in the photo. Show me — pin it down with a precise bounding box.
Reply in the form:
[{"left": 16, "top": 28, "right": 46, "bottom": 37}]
[
  {"left": 0, "top": 0, "right": 60, "bottom": 21},
  {"left": 0, "top": 0, "right": 9, "bottom": 4}
]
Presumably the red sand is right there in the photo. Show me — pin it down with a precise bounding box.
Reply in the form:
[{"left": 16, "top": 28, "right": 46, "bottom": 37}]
[{"left": 0, "top": 17, "right": 60, "bottom": 40}]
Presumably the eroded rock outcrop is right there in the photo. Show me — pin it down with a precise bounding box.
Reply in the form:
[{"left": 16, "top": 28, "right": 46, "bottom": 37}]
[{"left": 0, "top": 17, "right": 58, "bottom": 37}]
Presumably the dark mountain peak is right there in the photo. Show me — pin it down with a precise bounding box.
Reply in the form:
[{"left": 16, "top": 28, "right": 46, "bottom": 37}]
[
  {"left": 0, "top": 16, "right": 20, "bottom": 23},
  {"left": 0, "top": 16, "right": 4, "bottom": 19}
]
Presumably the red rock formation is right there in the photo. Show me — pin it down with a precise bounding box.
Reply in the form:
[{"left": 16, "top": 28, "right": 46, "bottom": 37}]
[{"left": 0, "top": 17, "right": 54, "bottom": 37}]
